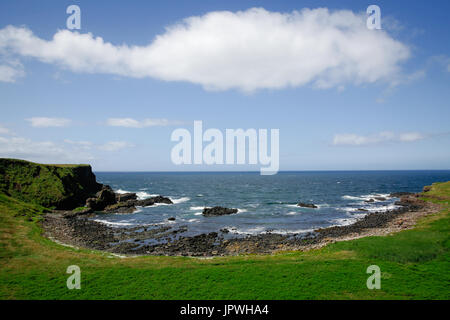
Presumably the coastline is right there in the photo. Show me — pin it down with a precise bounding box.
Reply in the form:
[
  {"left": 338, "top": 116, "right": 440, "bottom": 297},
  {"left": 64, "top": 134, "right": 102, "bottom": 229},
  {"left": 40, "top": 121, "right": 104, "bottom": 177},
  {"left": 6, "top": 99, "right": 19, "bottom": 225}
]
[
  {"left": 41, "top": 192, "right": 441, "bottom": 257},
  {"left": 2, "top": 180, "right": 449, "bottom": 299}
]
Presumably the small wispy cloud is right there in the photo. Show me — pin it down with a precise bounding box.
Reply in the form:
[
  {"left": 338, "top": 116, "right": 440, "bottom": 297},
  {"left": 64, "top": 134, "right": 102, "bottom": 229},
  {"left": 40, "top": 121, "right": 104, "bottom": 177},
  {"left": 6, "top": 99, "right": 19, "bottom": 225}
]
[
  {"left": 27, "top": 117, "right": 71, "bottom": 128},
  {"left": 64, "top": 139, "right": 135, "bottom": 152},
  {"left": 63, "top": 139, "right": 93, "bottom": 151},
  {"left": 0, "top": 124, "right": 11, "bottom": 135},
  {"left": 332, "top": 131, "right": 426, "bottom": 146},
  {"left": 99, "top": 141, "right": 134, "bottom": 152},
  {"left": 63, "top": 139, "right": 92, "bottom": 146},
  {"left": 0, "top": 135, "right": 94, "bottom": 161},
  {"left": 106, "top": 117, "right": 181, "bottom": 128},
  {"left": 429, "top": 55, "right": 450, "bottom": 73},
  {"left": 0, "top": 63, "right": 25, "bottom": 83}
]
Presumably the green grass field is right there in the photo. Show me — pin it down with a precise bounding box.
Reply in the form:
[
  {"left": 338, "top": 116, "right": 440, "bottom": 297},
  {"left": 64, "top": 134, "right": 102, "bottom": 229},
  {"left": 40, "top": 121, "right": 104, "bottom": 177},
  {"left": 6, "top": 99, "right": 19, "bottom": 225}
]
[{"left": 0, "top": 183, "right": 449, "bottom": 300}]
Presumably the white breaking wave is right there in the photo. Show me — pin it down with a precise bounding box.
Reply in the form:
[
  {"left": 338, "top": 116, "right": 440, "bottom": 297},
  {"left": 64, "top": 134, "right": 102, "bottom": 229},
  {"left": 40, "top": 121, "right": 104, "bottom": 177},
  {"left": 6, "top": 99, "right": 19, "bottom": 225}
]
[
  {"left": 149, "top": 202, "right": 170, "bottom": 207},
  {"left": 237, "top": 208, "right": 247, "bottom": 213},
  {"left": 340, "top": 203, "right": 400, "bottom": 214},
  {"left": 136, "top": 191, "right": 159, "bottom": 200},
  {"left": 365, "top": 203, "right": 400, "bottom": 212},
  {"left": 228, "top": 226, "right": 314, "bottom": 235},
  {"left": 134, "top": 207, "right": 143, "bottom": 213},
  {"left": 332, "top": 218, "right": 358, "bottom": 226},
  {"left": 190, "top": 206, "right": 206, "bottom": 211},
  {"left": 269, "top": 228, "right": 315, "bottom": 235},
  {"left": 194, "top": 212, "right": 203, "bottom": 216},
  {"left": 151, "top": 220, "right": 177, "bottom": 226},
  {"left": 340, "top": 207, "right": 361, "bottom": 213},
  {"left": 342, "top": 193, "right": 391, "bottom": 202},
  {"left": 228, "top": 226, "right": 265, "bottom": 235},
  {"left": 115, "top": 189, "right": 158, "bottom": 200},
  {"left": 171, "top": 197, "right": 190, "bottom": 204},
  {"left": 93, "top": 220, "right": 136, "bottom": 227}
]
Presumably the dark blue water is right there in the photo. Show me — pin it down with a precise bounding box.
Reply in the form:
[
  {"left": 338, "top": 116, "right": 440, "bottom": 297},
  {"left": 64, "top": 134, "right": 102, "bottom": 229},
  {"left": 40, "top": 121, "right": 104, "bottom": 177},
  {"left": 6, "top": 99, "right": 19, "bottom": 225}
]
[{"left": 93, "top": 171, "right": 450, "bottom": 237}]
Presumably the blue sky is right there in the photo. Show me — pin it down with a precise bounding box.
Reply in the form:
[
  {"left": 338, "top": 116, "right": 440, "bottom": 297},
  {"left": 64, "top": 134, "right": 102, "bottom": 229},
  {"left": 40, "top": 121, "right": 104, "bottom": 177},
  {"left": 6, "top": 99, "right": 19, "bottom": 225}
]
[{"left": 0, "top": 0, "right": 449, "bottom": 171}]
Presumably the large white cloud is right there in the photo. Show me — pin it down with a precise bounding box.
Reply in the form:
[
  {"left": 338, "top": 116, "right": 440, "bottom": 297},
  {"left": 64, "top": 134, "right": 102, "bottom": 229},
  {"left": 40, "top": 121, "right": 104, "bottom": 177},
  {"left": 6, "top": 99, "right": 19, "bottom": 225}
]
[{"left": 0, "top": 7, "right": 410, "bottom": 91}]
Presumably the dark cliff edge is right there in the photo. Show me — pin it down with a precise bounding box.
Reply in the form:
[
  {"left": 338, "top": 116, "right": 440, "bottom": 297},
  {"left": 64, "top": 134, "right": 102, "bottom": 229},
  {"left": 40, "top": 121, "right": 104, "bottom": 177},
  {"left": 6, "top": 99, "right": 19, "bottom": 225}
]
[{"left": 0, "top": 158, "right": 103, "bottom": 210}]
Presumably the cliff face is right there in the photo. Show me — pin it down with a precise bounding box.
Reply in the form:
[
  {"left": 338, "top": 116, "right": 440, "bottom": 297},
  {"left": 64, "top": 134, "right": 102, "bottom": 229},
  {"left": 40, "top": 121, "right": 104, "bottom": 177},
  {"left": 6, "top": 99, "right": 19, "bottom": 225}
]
[{"left": 0, "top": 158, "right": 103, "bottom": 209}]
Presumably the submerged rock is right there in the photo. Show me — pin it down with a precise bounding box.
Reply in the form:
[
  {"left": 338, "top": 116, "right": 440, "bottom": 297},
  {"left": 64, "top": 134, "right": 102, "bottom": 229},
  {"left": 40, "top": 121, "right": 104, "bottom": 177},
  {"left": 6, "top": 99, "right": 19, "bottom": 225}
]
[
  {"left": 297, "top": 202, "right": 318, "bottom": 208},
  {"left": 203, "top": 206, "right": 238, "bottom": 216}
]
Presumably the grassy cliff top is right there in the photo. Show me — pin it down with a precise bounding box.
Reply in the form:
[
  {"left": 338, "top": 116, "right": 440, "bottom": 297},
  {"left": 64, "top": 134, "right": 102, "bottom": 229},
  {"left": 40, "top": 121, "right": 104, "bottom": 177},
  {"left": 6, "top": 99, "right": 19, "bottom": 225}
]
[
  {"left": 0, "top": 158, "right": 90, "bottom": 168},
  {"left": 0, "top": 158, "right": 101, "bottom": 209}
]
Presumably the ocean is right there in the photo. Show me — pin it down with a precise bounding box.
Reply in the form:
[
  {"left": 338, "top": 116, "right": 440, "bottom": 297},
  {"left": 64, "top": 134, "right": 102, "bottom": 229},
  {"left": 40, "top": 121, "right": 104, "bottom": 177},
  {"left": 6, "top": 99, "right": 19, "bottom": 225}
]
[{"left": 93, "top": 171, "right": 450, "bottom": 238}]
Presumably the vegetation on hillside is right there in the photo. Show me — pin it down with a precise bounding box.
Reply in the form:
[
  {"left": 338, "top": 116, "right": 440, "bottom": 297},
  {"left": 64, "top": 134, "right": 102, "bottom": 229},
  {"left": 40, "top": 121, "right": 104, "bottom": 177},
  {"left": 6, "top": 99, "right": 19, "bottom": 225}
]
[{"left": 0, "top": 158, "right": 101, "bottom": 209}]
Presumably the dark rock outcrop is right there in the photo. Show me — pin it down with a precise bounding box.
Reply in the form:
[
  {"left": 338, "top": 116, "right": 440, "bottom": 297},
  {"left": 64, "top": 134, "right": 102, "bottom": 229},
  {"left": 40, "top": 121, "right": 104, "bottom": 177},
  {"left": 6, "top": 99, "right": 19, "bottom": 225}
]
[
  {"left": 103, "top": 202, "right": 137, "bottom": 214},
  {"left": 395, "top": 194, "right": 425, "bottom": 209},
  {"left": 297, "top": 202, "right": 318, "bottom": 208},
  {"left": 390, "top": 192, "right": 414, "bottom": 198},
  {"left": 86, "top": 185, "right": 117, "bottom": 211},
  {"left": 133, "top": 195, "right": 173, "bottom": 207},
  {"left": 115, "top": 192, "right": 137, "bottom": 202},
  {"left": 102, "top": 195, "right": 173, "bottom": 214},
  {"left": 203, "top": 206, "right": 238, "bottom": 216}
]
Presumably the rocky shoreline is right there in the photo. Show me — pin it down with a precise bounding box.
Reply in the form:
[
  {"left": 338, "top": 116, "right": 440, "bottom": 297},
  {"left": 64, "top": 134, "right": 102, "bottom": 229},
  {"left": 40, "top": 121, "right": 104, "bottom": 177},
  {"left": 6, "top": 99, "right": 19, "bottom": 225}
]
[{"left": 41, "top": 190, "right": 441, "bottom": 257}]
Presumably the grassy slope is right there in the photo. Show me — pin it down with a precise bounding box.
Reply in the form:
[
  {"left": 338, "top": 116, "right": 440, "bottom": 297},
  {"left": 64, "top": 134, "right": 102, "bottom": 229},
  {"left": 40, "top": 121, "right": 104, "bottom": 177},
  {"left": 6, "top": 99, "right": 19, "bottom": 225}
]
[{"left": 0, "top": 183, "right": 449, "bottom": 300}]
